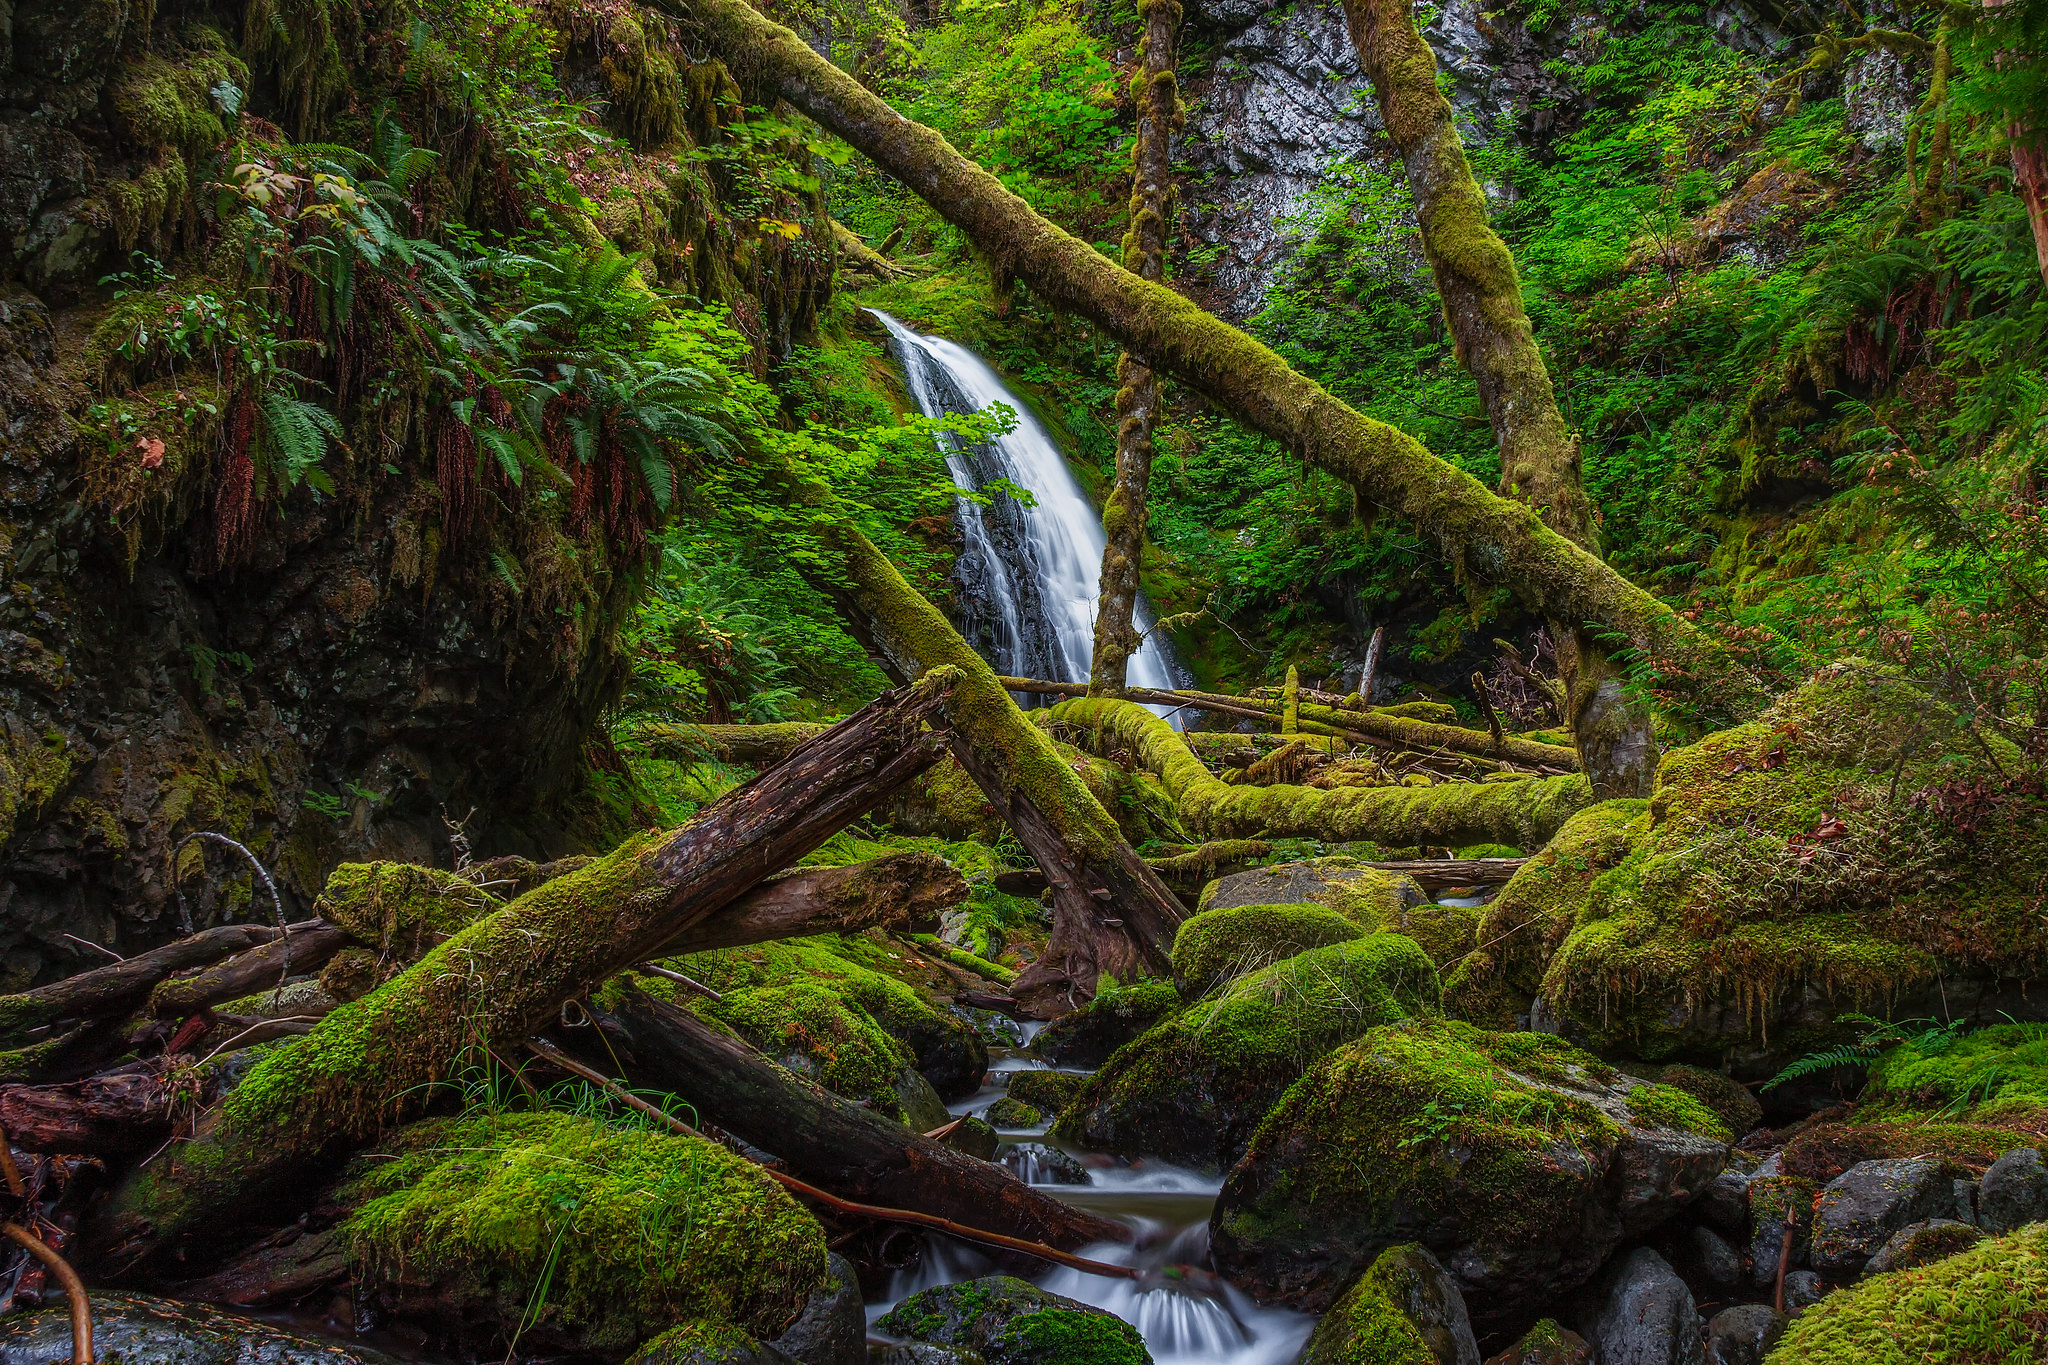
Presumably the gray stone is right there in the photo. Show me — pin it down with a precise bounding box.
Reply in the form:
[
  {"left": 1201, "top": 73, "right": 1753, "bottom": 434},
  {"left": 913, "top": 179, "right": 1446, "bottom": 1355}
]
[
  {"left": 767, "top": 1253, "right": 864, "bottom": 1365},
  {"left": 1810, "top": 1159, "right": 1954, "bottom": 1273},
  {"left": 1860, "top": 1219, "right": 1984, "bottom": 1277},
  {"left": 1695, "top": 1169, "right": 1753, "bottom": 1237},
  {"left": 1781, "top": 1270, "right": 1825, "bottom": 1312},
  {"left": 0, "top": 1293, "right": 406, "bottom": 1364},
  {"left": 1580, "top": 1248, "right": 1705, "bottom": 1365},
  {"left": 1000, "top": 1143, "right": 1090, "bottom": 1185},
  {"left": 872, "top": 1348, "right": 985, "bottom": 1365},
  {"left": 896, "top": 1067, "right": 953, "bottom": 1132},
  {"left": 1702, "top": 1304, "right": 1785, "bottom": 1365},
  {"left": 1979, "top": 1147, "right": 2048, "bottom": 1235},
  {"left": 1482, "top": 1320, "right": 1593, "bottom": 1365},
  {"left": 1954, "top": 1176, "right": 1980, "bottom": 1225},
  {"left": 1680, "top": 1225, "right": 1744, "bottom": 1289},
  {"left": 1746, "top": 1175, "right": 1813, "bottom": 1288}
]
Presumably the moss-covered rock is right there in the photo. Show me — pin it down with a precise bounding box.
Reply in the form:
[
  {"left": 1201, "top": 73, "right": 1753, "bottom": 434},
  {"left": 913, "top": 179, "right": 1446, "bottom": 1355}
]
[
  {"left": 1034, "top": 978, "right": 1182, "bottom": 1068},
  {"left": 875, "top": 1276, "right": 1151, "bottom": 1365},
  {"left": 1055, "top": 935, "right": 1441, "bottom": 1170},
  {"left": 1654, "top": 1064, "right": 1763, "bottom": 1137},
  {"left": 1453, "top": 665, "right": 2048, "bottom": 1070},
  {"left": 339, "top": 1110, "right": 826, "bottom": 1356},
  {"left": 1169, "top": 903, "right": 1367, "bottom": 996},
  {"left": 1209, "top": 1018, "right": 1729, "bottom": 1320},
  {"left": 1764, "top": 1223, "right": 2048, "bottom": 1363},
  {"left": 1004, "top": 1069, "right": 1084, "bottom": 1113},
  {"left": 1298, "top": 1243, "right": 1480, "bottom": 1365},
  {"left": 1485, "top": 1319, "right": 1592, "bottom": 1365},
  {"left": 1860, "top": 1022, "right": 2048, "bottom": 1126},
  {"left": 1861, "top": 1218, "right": 1984, "bottom": 1276},
  {"left": 626, "top": 1321, "right": 799, "bottom": 1364},
  {"left": 1196, "top": 857, "right": 1426, "bottom": 919},
  {"left": 0, "top": 1292, "right": 398, "bottom": 1364},
  {"left": 705, "top": 979, "right": 916, "bottom": 1118},
  {"left": 1377, "top": 902, "right": 1483, "bottom": 970},
  {"left": 986, "top": 1095, "right": 1045, "bottom": 1128}
]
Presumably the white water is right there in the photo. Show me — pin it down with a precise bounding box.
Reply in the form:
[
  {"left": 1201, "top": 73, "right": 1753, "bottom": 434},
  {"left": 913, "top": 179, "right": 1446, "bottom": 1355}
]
[{"left": 872, "top": 310, "right": 1190, "bottom": 723}]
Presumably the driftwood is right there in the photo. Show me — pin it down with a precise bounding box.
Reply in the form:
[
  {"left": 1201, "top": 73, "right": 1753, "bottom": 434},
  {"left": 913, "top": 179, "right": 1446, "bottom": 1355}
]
[
  {"left": 146, "top": 923, "right": 350, "bottom": 1019},
  {"left": 585, "top": 988, "right": 1129, "bottom": 1252},
  {"left": 0, "top": 925, "right": 282, "bottom": 1041},
  {"left": 91, "top": 676, "right": 961, "bottom": 1272}
]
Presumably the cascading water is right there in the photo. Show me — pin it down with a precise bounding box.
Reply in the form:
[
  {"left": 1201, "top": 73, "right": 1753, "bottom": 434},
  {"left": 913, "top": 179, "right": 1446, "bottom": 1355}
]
[{"left": 872, "top": 311, "right": 1191, "bottom": 722}]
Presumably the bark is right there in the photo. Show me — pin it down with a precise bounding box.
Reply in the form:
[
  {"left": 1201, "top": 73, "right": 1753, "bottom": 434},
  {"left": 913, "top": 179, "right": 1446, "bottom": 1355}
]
[
  {"left": 0, "top": 1064, "right": 188, "bottom": 1155},
  {"left": 660, "top": 852, "right": 965, "bottom": 956},
  {"left": 832, "top": 221, "right": 908, "bottom": 280},
  {"left": 1090, "top": 0, "right": 1181, "bottom": 695},
  {"left": 1050, "top": 697, "right": 1592, "bottom": 850},
  {"left": 1338, "top": 0, "right": 1660, "bottom": 798},
  {"left": 146, "top": 923, "right": 351, "bottom": 1019},
  {"left": 587, "top": 987, "right": 1130, "bottom": 1252},
  {"left": 667, "top": 0, "right": 1764, "bottom": 721},
  {"left": 1360, "top": 857, "right": 1529, "bottom": 889},
  {"left": 820, "top": 523, "right": 1185, "bottom": 1017},
  {"left": 88, "top": 676, "right": 957, "bottom": 1274},
  {"left": 0, "top": 925, "right": 282, "bottom": 1042}
]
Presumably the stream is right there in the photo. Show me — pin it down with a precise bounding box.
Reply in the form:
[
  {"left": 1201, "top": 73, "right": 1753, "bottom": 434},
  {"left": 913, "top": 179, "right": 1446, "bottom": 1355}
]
[{"left": 867, "top": 1026, "right": 1317, "bottom": 1364}]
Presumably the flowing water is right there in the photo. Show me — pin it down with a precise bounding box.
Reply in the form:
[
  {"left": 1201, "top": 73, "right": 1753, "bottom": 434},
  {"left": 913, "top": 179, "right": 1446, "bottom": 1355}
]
[
  {"left": 871, "top": 311, "right": 1191, "bottom": 723},
  {"left": 872, "top": 1039, "right": 1316, "bottom": 1365}
]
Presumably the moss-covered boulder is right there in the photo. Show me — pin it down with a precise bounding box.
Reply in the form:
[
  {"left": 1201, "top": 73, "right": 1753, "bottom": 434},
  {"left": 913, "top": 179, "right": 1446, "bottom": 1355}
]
[
  {"left": 1056, "top": 935, "right": 1441, "bottom": 1171},
  {"left": 339, "top": 1111, "right": 826, "bottom": 1356},
  {"left": 1860, "top": 1021, "right": 2048, "bottom": 1125},
  {"left": 706, "top": 979, "right": 921, "bottom": 1119},
  {"left": 1169, "top": 903, "right": 1368, "bottom": 996},
  {"left": 875, "top": 1276, "right": 1152, "bottom": 1365},
  {"left": 1034, "top": 978, "right": 1182, "bottom": 1067},
  {"left": 1376, "top": 903, "right": 1483, "bottom": 971},
  {"left": 1451, "top": 665, "right": 2048, "bottom": 1070},
  {"left": 0, "top": 1292, "right": 403, "bottom": 1364},
  {"left": 986, "top": 1095, "right": 1045, "bottom": 1128},
  {"left": 627, "top": 1322, "right": 800, "bottom": 1364},
  {"left": 1298, "top": 1243, "right": 1480, "bottom": 1365},
  {"left": 1196, "top": 857, "right": 1426, "bottom": 919},
  {"left": 1004, "top": 1069, "right": 1084, "bottom": 1113},
  {"left": 1209, "top": 1019, "right": 1729, "bottom": 1320},
  {"left": 664, "top": 937, "right": 988, "bottom": 1099},
  {"left": 1655, "top": 1064, "right": 1763, "bottom": 1138},
  {"left": 1764, "top": 1223, "right": 2048, "bottom": 1363}
]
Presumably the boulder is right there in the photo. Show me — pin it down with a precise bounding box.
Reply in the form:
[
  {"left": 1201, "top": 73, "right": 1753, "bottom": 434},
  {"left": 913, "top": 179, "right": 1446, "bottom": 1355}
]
[
  {"left": 871, "top": 1347, "right": 983, "bottom": 1365},
  {"left": 1678, "top": 1225, "right": 1744, "bottom": 1289},
  {"left": 937, "top": 1116, "right": 1000, "bottom": 1161},
  {"left": 1979, "top": 1146, "right": 2048, "bottom": 1235},
  {"left": 1483, "top": 1320, "right": 1593, "bottom": 1365},
  {"left": 985, "top": 1096, "right": 1045, "bottom": 1128},
  {"left": 1702, "top": 1304, "right": 1784, "bottom": 1365},
  {"left": 1779, "top": 1270, "right": 1825, "bottom": 1312},
  {"left": 1579, "top": 1248, "right": 1704, "bottom": 1365},
  {"left": 1809, "top": 1158, "right": 1953, "bottom": 1274},
  {"left": 1768, "top": 1224, "right": 2048, "bottom": 1359},
  {"left": 1860, "top": 1219, "right": 1983, "bottom": 1276},
  {"left": 1299, "top": 1244, "right": 1481, "bottom": 1365},
  {"left": 1209, "top": 1019, "right": 1728, "bottom": 1320},
  {"left": 0, "top": 1293, "right": 407, "bottom": 1364},
  {"left": 1169, "top": 902, "right": 1366, "bottom": 996},
  {"left": 1057, "top": 935, "right": 1439, "bottom": 1171},
  {"left": 1657, "top": 1066, "right": 1763, "bottom": 1138},
  {"left": 1696, "top": 1169, "right": 1753, "bottom": 1238},
  {"left": 896, "top": 1068, "right": 953, "bottom": 1131},
  {"left": 999, "top": 1143, "right": 1090, "bottom": 1185},
  {"left": 874, "top": 1277, "right": 1151, "bottom": 1365},
  {"left": 1033, "top": 979, "right": 1181, "bottom": 1068},
  {"left": 1003, "top": 1070, "right": 1084, "bottom": 1113},
  {"left": 630, "top": 1325, "right": 802, "bottom": 1365},
  {"left": 1378, "top": 902, "right": 1484, "bottom": 970},
  {"left": 767, "top": 1254, "right": 865, "bottom": 1365},
  {"left": 706, "top": 979, "right": 921, "bottom": 1119},
  {"left": 1196, "top": 857, "right": 1426, "bottom": 917}
]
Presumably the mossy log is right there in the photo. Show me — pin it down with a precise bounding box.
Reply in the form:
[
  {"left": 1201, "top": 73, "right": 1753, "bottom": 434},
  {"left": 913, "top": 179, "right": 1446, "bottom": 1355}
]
[
  {"left": 1050, "top": 698, "right": 1591, "bottom": 850},
  {"left": 0, "top": 924, "right": 282, "bottom": 1043},
  {"left": 1339, "top": 0, "right": 1659, "bottom": 797},
  {"left": 587, "top": 986, "right": 1130, "bottom": 1252},
  {"left": 88, "top": 677, "right": 959, "bottom": 1274},
  {"left": 820, "top": 523, "right": 1185, "bottom": 1017},
  {"left": 832, "top": 221, "right": 908, "bottom": 280},
  {"left": 671, "top": 0, "right": 1763, "bottom": 720},
  {"left": 147, "top": 922, "right": 351, "bottom": 1018}
]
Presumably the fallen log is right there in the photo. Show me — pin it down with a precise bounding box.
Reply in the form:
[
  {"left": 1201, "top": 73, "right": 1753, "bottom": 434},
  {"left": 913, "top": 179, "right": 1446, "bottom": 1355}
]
[
  {"left": 0, "top": 1064, "right": 189, "bottom": 1155},
  {"left": 0, "top": 925, "right": 282, "bottom": 1042},
  {"left": 585, "top": 988, "right": 1129, "bottom": 1252},
  {"left": 662, "top": 853, "right": 966, "bottom": 957},
  {"left": 146, "top": 923, "right": 350, "bottom": 1019},
  {"left": 1364, "top": 858, "right": 1529, "bottom": 890},
  {"left": 822, "top": 525, "right": 1185, "bottom": 1017},
  {"left": 89, "top": 675, "right": 959, "bottom": 1273}
]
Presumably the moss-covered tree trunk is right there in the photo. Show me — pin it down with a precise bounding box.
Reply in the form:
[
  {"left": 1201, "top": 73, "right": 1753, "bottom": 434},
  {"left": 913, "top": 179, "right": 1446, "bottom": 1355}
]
[
  {"left": 1338, "top": 0, "right": 1659, "bottom": 798},
  {"left": 87, "top": 679, "right": 958, "bottom": 1273},
  {"left": 668, "top": 0, "right": 1763, "bottom": 722},
  {"left": 1089, "top": 0, "right": 1182, "bottom": 696},
  {"left": 819, "top": 522, "right": 1185, "bottom": 1016}
]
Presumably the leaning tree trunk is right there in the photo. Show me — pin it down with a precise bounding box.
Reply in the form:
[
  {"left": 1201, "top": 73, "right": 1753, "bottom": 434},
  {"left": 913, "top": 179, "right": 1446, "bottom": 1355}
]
[
  {"left": 1090, "top": 0, "right": 1183, "bottom": 695},
  {"left": 670, "top": 0, "right": 1764, "bottom": 723},
  {"left": 820, "top": 522, "right": 1185, "bottom": 1017},
  {"left": 1337, "top": 0, "right": 1659, "bottom": 797},
  {"left": 88, "top": 677, "right": 958, "bottom": 1274}
]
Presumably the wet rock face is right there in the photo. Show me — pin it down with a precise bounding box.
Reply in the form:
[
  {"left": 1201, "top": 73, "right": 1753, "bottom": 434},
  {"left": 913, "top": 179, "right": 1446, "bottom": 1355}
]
[
  {"left": 766, "top": 1254, "right": 865, "bottom": 1365},
  {"left": 1809, "top": 1158, "right": 1954, "bottom": 1275},
  {"left": 0, "top": 1291, "right": 406, "bottom": 1364},
  {"left": 1860, "top": 1218, "right": 1983, "bottom": 1277},
  {"left": 1701, "top": 1303, "right": 1784, "bottom": 1365},
  {"left": 1579, "top": 1248, "right": 1705, "bottom": 1365}
]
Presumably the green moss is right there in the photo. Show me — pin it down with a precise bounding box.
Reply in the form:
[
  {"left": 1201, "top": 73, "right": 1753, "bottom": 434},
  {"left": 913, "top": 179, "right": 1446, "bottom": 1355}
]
[
  {"left": 1374, "top": 902, "right": 1482, "bottom": 969},
  {"left": 340, "top": 1110, "right": 825, "bottom": 1352},
  {"left": 987, "top": 1096, "right": 1045, "bottom": 1127},
  {"left": 1622, "top": 1082, "right": 1733, "bottom": 1140},
  {"left": 1764, "top": 1224, "right": 2048, "bottom": 1364},
  {"left": 1296, "top": 1245, "right": 1444, "bottom": 1365},
  {"left": 706, "top": 979, "right": 912, "bottom": 1116},
  {"left": 1005, "top": 1069, "right": 1084, "bottom": 1112},
  {"left": 1170, "top": 903, "right": 1368, "bottom": 996},
  {"left": 107, "top": 31, "right": 247, "bottom": 150},
  {"left": 876, "top": 1276, "right": 1150, "bottom": 1365},
  {"left": 996, "top": 1307, "right": 1150, "bottom": 1365},
  {"left": 318, "top": 861, "right": 504, "bottom": 960},
  {"left": 1655, "top": 1064, "right": 1763, "bottom": 1137},
  {"left": 625, "top": 1320, "right": 765, "bottom": 1364},
  {"left": 1861, "top": 1023, "right": 2048, "bottom": 1123}
]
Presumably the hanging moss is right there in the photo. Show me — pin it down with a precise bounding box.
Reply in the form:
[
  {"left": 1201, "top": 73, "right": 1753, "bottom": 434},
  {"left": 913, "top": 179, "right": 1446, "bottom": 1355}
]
[{"left": 340, "top": 1110, "right": 826, "bottom": 1354}]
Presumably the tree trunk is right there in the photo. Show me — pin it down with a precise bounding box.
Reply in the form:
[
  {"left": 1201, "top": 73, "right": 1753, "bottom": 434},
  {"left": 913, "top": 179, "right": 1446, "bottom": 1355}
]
[
  {"left": 88, "top": 676, "right": 958, "bottom": 1275},
  {"left": 659, "top": 852, "right": 965, "bottom": 956},
  {"left": 588, "top": 987, "right": 1130, "bottom": 1252},
  {"left": 820, "top": 523, "right": 1184, "bottom": 1017},
  {"left": 1337, "top": 0, "right": 1660, "bottom": 798},
  {"left": 669, "top": 0, "right": 1763, "bottom": 722},
  {"left": 0, "top": 925, "right": 282, "bottom": 1043},
  {"left": 1090, "top": 0, "right": 1182, "bottom": 695},
  {"left": 0, "top": 1064, "right": 190, "bottom": 1155},
  {"left": 146, "top": 923, "right": 351, "bottom": 1019}
]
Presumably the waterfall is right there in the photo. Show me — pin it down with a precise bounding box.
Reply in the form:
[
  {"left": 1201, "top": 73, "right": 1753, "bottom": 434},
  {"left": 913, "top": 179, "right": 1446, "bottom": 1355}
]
[{"left": 872, "top": 311, "right": 1190, "bottom": 722}]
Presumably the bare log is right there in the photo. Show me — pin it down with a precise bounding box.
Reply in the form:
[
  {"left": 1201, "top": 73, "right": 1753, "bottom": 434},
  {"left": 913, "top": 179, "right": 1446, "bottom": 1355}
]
[
  {"left": 672, "top": 0, "right": 1764, "bottom": 720},
  {"left": 1361, "top": 858, "right": 1529, "bottom": 889},
  {"left": 661, "top": 853, "right": 965, "bottom": 956},
  {"left": 586, "top": 988, "right": 1130, "bottom": 1252},
  {"left": 0, "top": 1065, "right": 188, "bottom": 1155},
  {"left": 822, "top": 525, "right": 1185, "bottom": 1017},
  {"left": 0, "top": 925, "right": 281, "bottom": 1042},
  {"left": 90, "top": 676, "right": 959, "bottom": 1273},
  {"left": 147, "top": 923, "right": 350, "bottom": 1019}
]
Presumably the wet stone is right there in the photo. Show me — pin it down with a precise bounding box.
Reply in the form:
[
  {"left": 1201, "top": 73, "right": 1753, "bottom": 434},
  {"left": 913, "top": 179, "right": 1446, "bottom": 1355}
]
[
  {"left": 0, "top": 1292, "right": 407, "bottom": 1364},
  {"left": 766, "top": 1253, "right": 864, "bottom": 1365},
  {"left": 1702, "top": 1304, "right": 1784, "bottom": 1365}
]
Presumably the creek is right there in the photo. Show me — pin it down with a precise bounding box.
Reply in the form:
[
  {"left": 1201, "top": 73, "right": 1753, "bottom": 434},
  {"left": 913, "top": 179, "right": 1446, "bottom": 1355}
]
[
  {"left": 866, "top": 1027, "right": 1317, "bottom": 1364},
  {"left": 871, "top": 312, "right": 1191, "bottom": 723}
]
